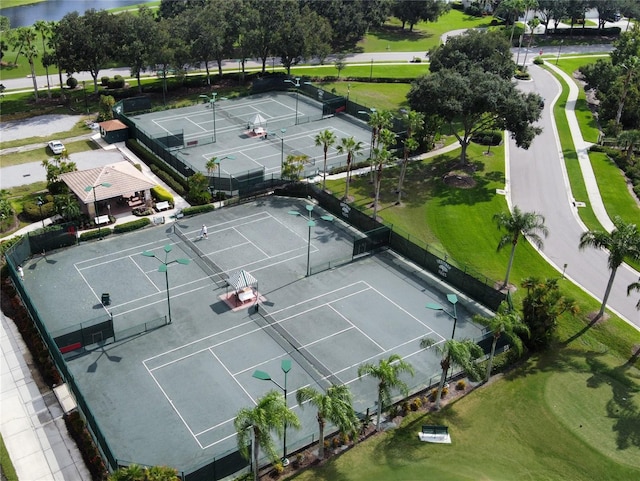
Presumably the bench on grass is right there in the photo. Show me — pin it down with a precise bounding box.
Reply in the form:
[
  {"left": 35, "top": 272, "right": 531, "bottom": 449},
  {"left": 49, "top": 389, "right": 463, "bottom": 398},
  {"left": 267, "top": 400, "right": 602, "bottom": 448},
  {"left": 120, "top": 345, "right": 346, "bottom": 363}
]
[{"left": 418, "top": 425, "right": 451, "bottom": 444}]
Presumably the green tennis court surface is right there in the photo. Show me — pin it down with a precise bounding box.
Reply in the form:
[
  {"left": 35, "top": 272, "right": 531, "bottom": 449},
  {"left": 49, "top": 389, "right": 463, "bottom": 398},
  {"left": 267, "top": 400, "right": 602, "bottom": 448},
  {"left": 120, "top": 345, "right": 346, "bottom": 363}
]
[
  {"left": 131, "top": 92, "right": 373, "bottom": 178},
  {"left": 20, "top": 197, "right": 488, "bottom": 473}
]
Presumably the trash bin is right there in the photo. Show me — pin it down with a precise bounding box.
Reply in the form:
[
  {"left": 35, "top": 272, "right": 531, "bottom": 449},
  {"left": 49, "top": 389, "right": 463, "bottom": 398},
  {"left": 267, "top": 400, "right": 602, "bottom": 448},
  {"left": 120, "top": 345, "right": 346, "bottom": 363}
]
[{"left": 101, "top": 293, "right": 110, "bottom": 306}]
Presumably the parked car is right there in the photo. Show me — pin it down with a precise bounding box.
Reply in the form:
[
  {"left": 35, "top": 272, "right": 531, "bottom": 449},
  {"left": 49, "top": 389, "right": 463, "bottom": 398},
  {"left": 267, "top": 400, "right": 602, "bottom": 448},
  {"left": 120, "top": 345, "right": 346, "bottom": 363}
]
[{"left": 48, "top": 140, "right": 65, "bottom": 155}]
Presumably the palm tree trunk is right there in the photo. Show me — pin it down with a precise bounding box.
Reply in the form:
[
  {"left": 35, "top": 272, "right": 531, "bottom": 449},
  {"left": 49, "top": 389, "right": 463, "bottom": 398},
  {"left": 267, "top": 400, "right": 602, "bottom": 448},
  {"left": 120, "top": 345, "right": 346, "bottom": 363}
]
[
  {"left": 322, "top": 150, "right": 328, "bottom": 191},
  {"left": 435, "top": 358, "right": 449, "bottom": 410},
  {"left": 503, "top": 243, "right": 517, "bottom": 288},
  {"left": 396, "top": 158, "right": 408, "bottom": 204},
  {"left": 318, "top": 417, "right": 325, "bottom": 458},
  {"left": 376, "top": 390, "right": 383, "bottom": 430},
  {"left": 252, "top": 428, "right": 259, "bottom": 481},
  {"left": 486, "top": 336, "right": 498, "bottom": 383},
  {"left": 597, "top": 268, "right": 618, "bottom": 320}
]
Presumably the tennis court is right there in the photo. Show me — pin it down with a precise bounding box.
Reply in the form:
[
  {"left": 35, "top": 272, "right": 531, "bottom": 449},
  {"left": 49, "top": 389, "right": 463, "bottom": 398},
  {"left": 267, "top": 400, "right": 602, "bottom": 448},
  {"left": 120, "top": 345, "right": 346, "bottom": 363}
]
[
  {"left": 20, "top": 197, "right": 489, "bottom": 474},
  {"left": 131, "top": 91, "right": 373, "bottom": 178}
]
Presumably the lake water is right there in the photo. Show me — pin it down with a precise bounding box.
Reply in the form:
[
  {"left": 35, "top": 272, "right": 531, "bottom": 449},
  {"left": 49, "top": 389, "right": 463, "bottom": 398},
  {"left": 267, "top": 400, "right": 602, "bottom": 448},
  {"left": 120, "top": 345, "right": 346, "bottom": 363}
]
[{"left": 1, "top": 0, "right": 144, "bottom": 28}]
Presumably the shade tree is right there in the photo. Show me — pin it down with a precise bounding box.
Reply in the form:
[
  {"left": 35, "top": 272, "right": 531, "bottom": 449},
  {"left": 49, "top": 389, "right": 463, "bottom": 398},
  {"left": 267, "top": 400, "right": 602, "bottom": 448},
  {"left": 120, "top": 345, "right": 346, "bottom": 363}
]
[{"left": 408, "top": 68, "right": 543, "bottom": 165}]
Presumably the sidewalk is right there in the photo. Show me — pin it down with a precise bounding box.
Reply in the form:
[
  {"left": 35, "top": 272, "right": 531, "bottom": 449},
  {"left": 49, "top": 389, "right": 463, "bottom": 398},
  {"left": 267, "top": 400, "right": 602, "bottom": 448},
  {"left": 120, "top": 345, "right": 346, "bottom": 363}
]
[
  {"left": 544, "top": 61, "right": 615, "bottom": 232},
  {"left": 1, "top": 311, "right": 91, "bottom": 481}
]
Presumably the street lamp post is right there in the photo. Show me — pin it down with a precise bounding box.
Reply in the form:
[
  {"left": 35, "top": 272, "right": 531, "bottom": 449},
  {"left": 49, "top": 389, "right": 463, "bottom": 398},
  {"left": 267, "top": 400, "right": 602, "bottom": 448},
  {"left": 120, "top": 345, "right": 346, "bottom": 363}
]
[
  {"left": 85, "top": 182, "right": 111, "bottom": 239},
  {"left": 37, "top": 196, "right": 45, "bottom": 229},
  {"left": 252, "top": 360, "right": 292, "bottom": 466},
  {"left": 426, "top": 293, "right": 459, "bottom": 381},
  {"left": 555, "top": 40, "right": 563, "bottom": 65},
  {"left": 199, "top": 92, "right": 218, "bottom": 142},
  {"left": 142, "top": 245, "right": 190, "bottom": 324},
  {"left": 288, "top": 204, "right": 333, "bottom": 277},
  {"left": 268, "top": 129, "right": 287, "bottom": 173},
  {"left": 357, "top": 108, "right": 377, "bottom": 160},
  {"left": 284, "top": 77, "right": 312, "bottom": 125}
]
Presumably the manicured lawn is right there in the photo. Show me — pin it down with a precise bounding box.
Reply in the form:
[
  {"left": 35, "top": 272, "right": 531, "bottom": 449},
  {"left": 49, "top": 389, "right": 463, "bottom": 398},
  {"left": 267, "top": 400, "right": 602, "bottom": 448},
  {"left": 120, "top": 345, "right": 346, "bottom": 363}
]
[
  {"left": 288, "top": 354, "right": 640, "bottom": 481},
  {"left": 1, "top": 138, "right": 99, "bottom": 167},
  {"left": 544, "top": 64, "right": 601, "bottom": 232},
  {"left": 555, "top": 56, "right": 608, "bottom": 144},
  {"left": 358, "top": 9, "right": 495, "bottom": 53}
]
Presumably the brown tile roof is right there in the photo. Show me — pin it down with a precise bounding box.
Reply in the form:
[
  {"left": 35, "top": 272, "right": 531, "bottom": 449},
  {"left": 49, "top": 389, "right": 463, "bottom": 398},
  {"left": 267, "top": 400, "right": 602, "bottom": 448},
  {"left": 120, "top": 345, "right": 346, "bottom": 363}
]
[
  {"left": 99, "top": 119, "right": 128, "bottom": 132},
  {"left": 59, "top": 162, "right": 157, "bottom": 204}
]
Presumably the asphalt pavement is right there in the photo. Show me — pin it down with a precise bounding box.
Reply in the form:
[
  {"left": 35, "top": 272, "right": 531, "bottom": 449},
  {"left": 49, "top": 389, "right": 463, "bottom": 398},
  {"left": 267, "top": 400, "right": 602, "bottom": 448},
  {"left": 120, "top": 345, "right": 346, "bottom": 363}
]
[{"left": 509, "top": 63, "right": 639, "bottom": 326}]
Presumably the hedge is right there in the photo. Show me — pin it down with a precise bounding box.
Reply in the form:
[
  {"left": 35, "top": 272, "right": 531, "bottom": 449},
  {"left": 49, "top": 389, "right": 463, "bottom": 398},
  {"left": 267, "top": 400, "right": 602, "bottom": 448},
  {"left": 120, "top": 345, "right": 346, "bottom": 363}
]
[
  {"left": 79, "top": 228, "right": 113, "bottom": 241},
  {"left": 126, "top": 139, "right": 188, "bottom": 195},
  {"left": 113, "top": 218, "right": 151, "bottom": 233},
  {"left": 22, "top": 195, "right": 55, "bottom": 222},
  {"left": 181, "top": 204, "right": 215, "bottom": 216}
]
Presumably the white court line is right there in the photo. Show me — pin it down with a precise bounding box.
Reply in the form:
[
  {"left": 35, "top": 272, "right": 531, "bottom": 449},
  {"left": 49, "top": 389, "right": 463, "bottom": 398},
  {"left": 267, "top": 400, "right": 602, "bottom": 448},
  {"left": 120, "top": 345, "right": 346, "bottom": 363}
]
[
  {"left": 328, "top": 304, "right": 385, "bottom": 351},
  {"left": 144, "top": 361, "right": 204, "bottom": 448},
  {"left": 233, "top": 227, "right": 269, "bottom": 258},
  {"left": 74, "top": 239, "right": 180, "bottom": 268},
  {"left": 73, "top": 264, "right": 110, "bottom": 314},
  {"left": 130, "top": 255, "right": 160, "bottom": 293}
]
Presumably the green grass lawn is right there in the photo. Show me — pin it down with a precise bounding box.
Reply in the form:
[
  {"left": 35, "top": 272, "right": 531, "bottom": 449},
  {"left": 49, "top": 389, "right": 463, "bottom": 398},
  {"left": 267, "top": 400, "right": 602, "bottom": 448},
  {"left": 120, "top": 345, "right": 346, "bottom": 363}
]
[
  {"left": 0, "top": 434, "right": 18, "bottom": 481},
  {"left": 288, "top": 352, "right": 640, "bottom": 481},
  {"left": 555, "top": 56, "right": 608, "bottom": 144},
  {"left": 358, "top": 10, "right": 495, "bottom": 54}
]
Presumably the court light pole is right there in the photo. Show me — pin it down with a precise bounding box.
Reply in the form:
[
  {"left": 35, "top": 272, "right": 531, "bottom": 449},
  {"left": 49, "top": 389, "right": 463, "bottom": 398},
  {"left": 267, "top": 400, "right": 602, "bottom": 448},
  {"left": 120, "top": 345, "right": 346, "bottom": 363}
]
[
  {"left": 426, "top": 294, "right": 458, "bottom": 382},
  {"left": 199, "top": 92, "right": 218, "bottom": 142},
  {"left": 85, "top": 182, "right": 111, "bottom": 239},
  {"left": 252, "top": 360, "right": 292, "bottom": 466},
  {"left": 214, "top": 155, "right": 235, "bottom": 197},
  {"left": 142, "top": 245, "right": 190, "bottom": 324},
  {"left": 37, "top": 196, "right": 45, "bottom": 229},
  {"left": 288, "top": 204, "right": 333, "bottom": 277},
  {"left": 284, "top": 77, "right": 312, "bottom": 125}
]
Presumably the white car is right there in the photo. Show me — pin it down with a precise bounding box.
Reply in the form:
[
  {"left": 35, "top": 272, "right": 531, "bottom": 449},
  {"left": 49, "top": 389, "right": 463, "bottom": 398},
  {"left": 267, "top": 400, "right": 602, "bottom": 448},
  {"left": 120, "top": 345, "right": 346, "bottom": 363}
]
[{"left": 48, "top": 140, "right": 65, "bottom": 155}]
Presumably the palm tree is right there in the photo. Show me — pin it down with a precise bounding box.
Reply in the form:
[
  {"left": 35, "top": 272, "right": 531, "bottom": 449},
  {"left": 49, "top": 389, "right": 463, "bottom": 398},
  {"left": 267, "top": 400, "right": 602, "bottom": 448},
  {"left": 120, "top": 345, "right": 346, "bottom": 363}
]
[
  {"left": 34, "top": 20, "right": 53, "bottom": 99},
  {"left": 493, "top": 206, "right": 549, "bottom": 289},
  {"left": 397, "top": 109, "right": 424, "bottom": 205},
  {"left": 420, "top": 338, "right": 483, "bottom": 410},
  {"left": 371, "top": 128, "right": 396, "bottom": 220},
  {"left": 314, "top": 129, "right": 336, "bottom": 191},
  {"left": 295, "top": 384, "right": 359, "bottom": 459},
  {"left": 617, "top": 129, "right": 640, "bottom": 162},
  {"left": 336, "top": 136, "right": 364, "bottom": 201},
  {"left": 628, "top": 278, "right": 640, "bottom": 310},
  {"left": 357, "top": 354, "right": 414, "bottom": 431},
  {"left": 205, "top": 156, "right": 218, "bottom": 177},
  {"left": 235, "top": 390, "right": 301, "bottom": 481},
  {"left": 367, "top": 110, "right": 394, "bottom": 181},
  {"left": 13, "top": 27, "right": 40, "bottom": 101},
  {"left": 473, "top": 301, "right": 528, "bottom": 383},
  {"left": 579, "top": 217, "right": 640, "bottom": 320}
]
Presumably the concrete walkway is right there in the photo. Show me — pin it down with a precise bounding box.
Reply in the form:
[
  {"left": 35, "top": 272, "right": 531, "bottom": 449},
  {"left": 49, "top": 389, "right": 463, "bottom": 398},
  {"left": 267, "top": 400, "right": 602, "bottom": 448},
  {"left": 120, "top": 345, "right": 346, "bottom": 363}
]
[
  {"left": 1, "top": 312, "right": 91, "bottom": 481},
  {"left": 544, "top": 61, "right": 615, "bottom": 232}
]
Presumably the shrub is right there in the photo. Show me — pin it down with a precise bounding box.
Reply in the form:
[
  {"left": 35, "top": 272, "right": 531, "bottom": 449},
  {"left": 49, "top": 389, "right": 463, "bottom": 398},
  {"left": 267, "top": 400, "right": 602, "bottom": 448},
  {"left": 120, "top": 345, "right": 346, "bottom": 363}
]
[
  {"left": 332, "top": 436, "right": 341, "bottom": 448},
  {"left": 456, "top": 380, "right": 466, "bottom": 391},
  {"left": 272, "top": 462, "right": 284, "bottom": 476},
  {"left": 410, "top": 397, "right": 422, "bottom": 411},
  {"left": 151, "top": 185, "right": 174, "bottom": 204},
  {"left": 79, "top": 228, "right": 112, "bottom": 241},
  {"left": 472, "top": 130, "right": 502, "bottom": 146},
  {"left": 107, "top": 75, "right": 125, "bottom": 89},
  {"left": 401, "top": 400, "right": 410, "bottom": 415},
  {"left": 132, "top": 207, "right": 154, "bottom": 216},
  {"left": 66, "top": 76, "right": 78, "bottom": 89},
  {"left": 181, "top": 204, "right": 215, "bottom": 216},
  {"left": 101, "top": 76, "right": 109, "bottom": 86},
  {"left": 464, "top": 3, "right": 483, "bottom": 17},
  {"left": 442, "top": 386, "right": 449, "bottom": 397},
  {"left": 429, "top": 388, "right": 438, "bottom": 402},
  {"left": 113, "top": 218, "right": 151, "bottom": 233},
  {"left": 293, "top": 453, "right": 304, "bottom": 468},
  {"left": 22, "top": 196, "right": 55, "bottom": 222},
  {"left": 533, "top": 56, "right": 544, "bottom": 65},
  {"left": 64, "top": 411, "right": 108, "bottom": 480}
]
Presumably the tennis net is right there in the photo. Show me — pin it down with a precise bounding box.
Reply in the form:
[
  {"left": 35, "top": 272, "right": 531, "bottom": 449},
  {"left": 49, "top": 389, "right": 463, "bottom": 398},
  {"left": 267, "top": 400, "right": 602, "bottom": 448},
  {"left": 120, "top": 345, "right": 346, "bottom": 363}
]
[
  {"left": 252, "top": 307, "right": 339, "bottom": 388},
  {"left": 266, "top": 133, "right": 303, "bottom": 160},
  {"left": 217, "top": 105, "right": 248, "bottom": 128},
  {"left": 173, "top": 225, "right": 228, "bottom": 288}
]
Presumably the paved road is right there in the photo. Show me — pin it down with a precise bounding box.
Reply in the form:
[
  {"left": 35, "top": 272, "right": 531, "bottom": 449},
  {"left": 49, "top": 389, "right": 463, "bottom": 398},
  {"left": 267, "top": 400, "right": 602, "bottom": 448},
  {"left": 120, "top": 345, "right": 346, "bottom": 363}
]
[{"left": 509, "top": 65, "right": 639, "bottom": 327}]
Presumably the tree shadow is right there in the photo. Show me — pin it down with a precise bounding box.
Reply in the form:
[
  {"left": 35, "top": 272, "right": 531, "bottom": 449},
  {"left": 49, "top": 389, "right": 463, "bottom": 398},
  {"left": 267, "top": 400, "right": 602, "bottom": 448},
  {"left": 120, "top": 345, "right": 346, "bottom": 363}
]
[{"left": 584, "top": 354, "right": 640, "bottom": 451}]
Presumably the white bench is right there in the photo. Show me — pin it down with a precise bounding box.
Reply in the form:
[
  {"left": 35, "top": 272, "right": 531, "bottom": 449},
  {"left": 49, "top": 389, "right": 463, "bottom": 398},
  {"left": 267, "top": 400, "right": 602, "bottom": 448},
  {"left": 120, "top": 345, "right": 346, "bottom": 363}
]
[
  {"left": 237, "top": 287, "right": 255, "bottom": 303},
  {"left": 156, "top": 201, "right": 170, "bottom": 211}
]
